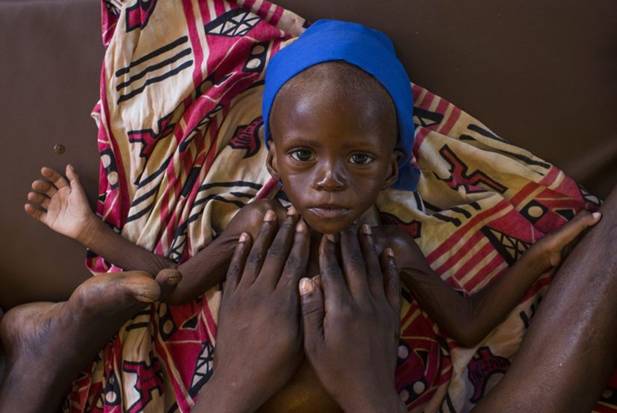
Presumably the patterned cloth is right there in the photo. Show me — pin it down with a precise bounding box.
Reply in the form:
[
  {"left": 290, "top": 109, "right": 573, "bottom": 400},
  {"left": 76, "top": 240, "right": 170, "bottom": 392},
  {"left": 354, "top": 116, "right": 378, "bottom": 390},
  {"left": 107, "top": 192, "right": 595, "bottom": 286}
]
[{"left": 65, "top": 0, "right": 616, "bottom": 412}]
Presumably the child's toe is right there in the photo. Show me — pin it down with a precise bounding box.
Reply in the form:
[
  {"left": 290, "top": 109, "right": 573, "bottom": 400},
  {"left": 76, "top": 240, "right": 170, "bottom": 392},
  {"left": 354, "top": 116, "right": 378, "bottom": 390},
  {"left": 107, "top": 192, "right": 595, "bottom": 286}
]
[{"left": 155, "top": 269, "right": 182, "bottom": 301}]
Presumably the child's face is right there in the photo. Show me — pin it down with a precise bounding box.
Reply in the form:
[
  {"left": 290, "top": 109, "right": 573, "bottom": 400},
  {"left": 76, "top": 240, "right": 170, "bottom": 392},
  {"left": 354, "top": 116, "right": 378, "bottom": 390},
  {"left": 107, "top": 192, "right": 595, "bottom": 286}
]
[{"left": 267, "top": 68, "right": 398, "bottom": 234}]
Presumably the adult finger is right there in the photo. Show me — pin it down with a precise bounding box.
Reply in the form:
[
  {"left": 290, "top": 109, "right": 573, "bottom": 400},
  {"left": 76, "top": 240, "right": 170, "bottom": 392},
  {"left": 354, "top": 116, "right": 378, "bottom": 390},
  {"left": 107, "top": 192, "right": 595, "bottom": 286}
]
[
  {"left": 41, "top": 166, "right": 69, "bottom": 189},
  {"left": 32, "top": 179, "right": 58, "bottom": 198},
  {"left": 380, "top": 248, "right": 401, "bottom": 314},
  {"left": 278, "top": 218, "right": 310, "bottom": 291},
  {"left": 240, "top": 210, "right": 278, "bottom": 286},
  {"left": 299, "top": 277, "right": 325, "bottom": 356},
  {"left": 319, "top": 234, "right": 348, "bottom": 306},
  {"left": 224, "top": 232, "right": 252, "bottom": 296},
  {"left": 27, "top": 191, "right": 50, "bottom": 209},
  {"left": 258, "top": 207, "right": 299, "bottom": 289},
  {"left": 358, "top": 224, "right": 386, "bottom": 300},
  {"left": 340, "top": 224, "right": 370, "bottom": 299}
]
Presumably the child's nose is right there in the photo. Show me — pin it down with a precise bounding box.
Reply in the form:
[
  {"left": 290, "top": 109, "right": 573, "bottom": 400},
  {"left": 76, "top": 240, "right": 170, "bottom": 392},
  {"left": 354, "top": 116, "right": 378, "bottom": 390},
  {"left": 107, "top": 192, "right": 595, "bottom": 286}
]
[{"left": 314, "top": 167, "right": 346, "bottom": 192}]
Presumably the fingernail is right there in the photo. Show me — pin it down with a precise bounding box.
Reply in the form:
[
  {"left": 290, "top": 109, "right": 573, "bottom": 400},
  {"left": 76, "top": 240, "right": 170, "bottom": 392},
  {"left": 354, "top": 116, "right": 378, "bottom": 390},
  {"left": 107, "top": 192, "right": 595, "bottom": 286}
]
[
  {"left": 326, "top": 233, "right": 337, "bottom": 243},
  {"left": 386, "top": 247, "right": 395, "bottom": 258},
  {"left": 361, "top": 224, "right": 372, "bottom": 235},
  {"left": 287, "top": 205, "right": 297, "bottom": 216},
  {"left": 299, "top": 278, "right": 314, "bottom": 295},
  {"left": 239, "top": 232, "right": 249, "bottom": 242},
  {"left": 592, "top": 212, "right": 601, "bottom": 220},
  {"left": 264, "top": 210, "right": 276, "bottom": 222},
  {"left": 296, "top": 220, "right": 307, "bottom": 233}
]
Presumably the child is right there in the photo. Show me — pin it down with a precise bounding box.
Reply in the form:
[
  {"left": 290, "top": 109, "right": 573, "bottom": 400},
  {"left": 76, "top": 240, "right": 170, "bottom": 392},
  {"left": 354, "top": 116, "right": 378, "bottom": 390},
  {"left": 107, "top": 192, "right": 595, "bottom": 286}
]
[{"left": 23, "top": 19, "right": 599, "bottom": 410}]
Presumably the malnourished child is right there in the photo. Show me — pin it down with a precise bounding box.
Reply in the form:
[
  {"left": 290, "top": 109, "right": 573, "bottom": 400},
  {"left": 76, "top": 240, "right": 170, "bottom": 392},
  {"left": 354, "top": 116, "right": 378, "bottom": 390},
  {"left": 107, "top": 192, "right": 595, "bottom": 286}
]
[{"left": 22, "top": 19, "right": 599, "bottom": 411}]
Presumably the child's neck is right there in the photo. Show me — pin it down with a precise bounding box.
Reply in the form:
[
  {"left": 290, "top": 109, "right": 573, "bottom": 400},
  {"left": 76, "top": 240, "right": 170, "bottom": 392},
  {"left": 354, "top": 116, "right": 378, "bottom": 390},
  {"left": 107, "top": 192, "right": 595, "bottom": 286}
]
[{"left": 305, "top": 205, "right": 381, "bottom": 277}]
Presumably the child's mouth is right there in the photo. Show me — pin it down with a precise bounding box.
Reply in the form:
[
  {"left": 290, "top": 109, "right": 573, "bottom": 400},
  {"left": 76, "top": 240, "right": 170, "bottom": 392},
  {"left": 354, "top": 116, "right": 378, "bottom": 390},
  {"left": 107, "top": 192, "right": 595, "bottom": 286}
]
[{"left": 307, "top": 206, "right": 351, "bottom": 219}]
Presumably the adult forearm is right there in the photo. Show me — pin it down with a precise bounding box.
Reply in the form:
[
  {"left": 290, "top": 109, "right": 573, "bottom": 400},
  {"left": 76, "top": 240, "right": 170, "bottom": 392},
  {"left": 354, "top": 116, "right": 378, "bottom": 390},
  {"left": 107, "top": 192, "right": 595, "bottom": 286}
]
[
  {"left": 193, "top": 372, "right": 271, "bottom": 413},
  {"left": 192, "top": 375, "right": 251, "bottom": 413}
]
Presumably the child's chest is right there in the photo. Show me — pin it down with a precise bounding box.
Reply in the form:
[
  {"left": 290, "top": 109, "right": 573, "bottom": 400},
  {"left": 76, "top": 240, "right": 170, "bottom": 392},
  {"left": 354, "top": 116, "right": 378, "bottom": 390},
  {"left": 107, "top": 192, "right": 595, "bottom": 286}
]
[
  {"left": 257, "top": 359, "right": 341, "bottom": 413},
  {"left": 303, "top": 228, "right": 391, "bottom": 279},
  {"left": 257, "top": 236, "right": 403, "bottom": 412}
]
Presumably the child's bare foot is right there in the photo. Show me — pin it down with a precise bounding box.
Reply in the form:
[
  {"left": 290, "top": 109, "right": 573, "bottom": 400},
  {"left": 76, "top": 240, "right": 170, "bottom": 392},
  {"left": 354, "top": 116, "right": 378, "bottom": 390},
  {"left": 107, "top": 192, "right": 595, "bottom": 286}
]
[
  {"left": 25, "top": 165, "right": 98, "bottom": 244},
  {"left": 529, "top": 210, "right": 602, "bottom": 272},
  {"left": 0, "top": 269, "right": 180, "bottom": 413}
]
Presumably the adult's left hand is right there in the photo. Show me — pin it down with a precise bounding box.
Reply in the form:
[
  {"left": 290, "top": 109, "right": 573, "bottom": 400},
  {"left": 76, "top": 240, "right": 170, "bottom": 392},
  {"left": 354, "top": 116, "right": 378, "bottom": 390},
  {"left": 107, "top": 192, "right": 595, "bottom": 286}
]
[{"left": 194, "top": 209, "right": 310, "bottom": 413}]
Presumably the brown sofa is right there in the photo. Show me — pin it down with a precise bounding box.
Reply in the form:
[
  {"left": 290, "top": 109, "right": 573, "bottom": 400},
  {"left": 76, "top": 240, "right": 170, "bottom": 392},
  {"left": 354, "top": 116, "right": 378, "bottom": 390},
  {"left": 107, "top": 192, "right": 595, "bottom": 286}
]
[{"left": 1, "top": 0, "right": 615, "bottom": 309}]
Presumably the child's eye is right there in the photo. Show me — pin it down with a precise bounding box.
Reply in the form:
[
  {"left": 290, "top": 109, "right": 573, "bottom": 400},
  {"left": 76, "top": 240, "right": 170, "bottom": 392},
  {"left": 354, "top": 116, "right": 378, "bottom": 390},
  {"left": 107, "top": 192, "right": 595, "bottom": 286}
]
[
  {"left": 289, "top": 149, "right": 315, "bottom": 162},
  {"left": 349, "top": 153, "right": 375, "bottom": 165}
]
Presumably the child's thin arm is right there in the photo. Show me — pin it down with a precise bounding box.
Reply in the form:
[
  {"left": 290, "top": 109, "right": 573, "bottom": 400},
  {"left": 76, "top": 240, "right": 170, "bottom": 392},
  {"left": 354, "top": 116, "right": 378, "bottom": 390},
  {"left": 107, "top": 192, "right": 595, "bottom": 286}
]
[
  {"left": 395, "top": 211, "right": 600, "bottom": 347},
  {"left": 26, "top": 165, "right": 173, "bottom": 275},
  {"left": 84, "top": 198, "right": 276, "bottom": 303},
  {"left": 165, "top": 201, "right": 278, "bottom": 303},
  {"left": 86, "top": 215, "right": 249, "bottom": 303},
  {"left": 25, "top": 165, "right": 275, "bottom": 302},
  {"left": 83, "top": 218, "right": 174, "bottom": 273}
]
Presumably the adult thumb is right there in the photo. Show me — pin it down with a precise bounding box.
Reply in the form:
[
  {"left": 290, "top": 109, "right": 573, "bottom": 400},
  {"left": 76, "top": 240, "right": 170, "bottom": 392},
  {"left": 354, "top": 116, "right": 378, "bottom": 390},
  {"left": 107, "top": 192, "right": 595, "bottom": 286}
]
[{"left": 299, "top": 276, "right": 324, "bottom": 354}]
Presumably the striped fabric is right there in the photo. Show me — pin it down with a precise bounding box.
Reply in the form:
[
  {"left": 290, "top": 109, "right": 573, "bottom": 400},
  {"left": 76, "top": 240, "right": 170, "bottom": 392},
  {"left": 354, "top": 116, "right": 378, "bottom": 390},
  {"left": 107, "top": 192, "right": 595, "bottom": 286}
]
[{"left": 65, "top": 1, "right": 616, "bottom": 412}]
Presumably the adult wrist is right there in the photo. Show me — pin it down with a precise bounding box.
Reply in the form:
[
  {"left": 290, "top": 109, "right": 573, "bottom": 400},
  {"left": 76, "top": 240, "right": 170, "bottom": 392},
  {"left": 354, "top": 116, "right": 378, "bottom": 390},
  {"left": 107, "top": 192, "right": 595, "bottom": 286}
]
[{"left": 193, "top": 373, "right": 259, "bottom": 413}]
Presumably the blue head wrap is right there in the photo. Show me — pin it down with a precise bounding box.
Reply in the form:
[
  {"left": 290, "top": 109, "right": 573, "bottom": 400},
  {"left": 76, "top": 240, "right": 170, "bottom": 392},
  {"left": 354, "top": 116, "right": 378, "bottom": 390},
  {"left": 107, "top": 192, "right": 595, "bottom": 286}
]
[{"left": 262, "top": 19, "right": 419, "bottom": 191}]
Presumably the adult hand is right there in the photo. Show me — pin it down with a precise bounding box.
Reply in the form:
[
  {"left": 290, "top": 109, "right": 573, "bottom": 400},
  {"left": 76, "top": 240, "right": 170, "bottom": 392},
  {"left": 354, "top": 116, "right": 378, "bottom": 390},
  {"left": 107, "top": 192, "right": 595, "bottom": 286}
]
[
  {"left": 299, "top": 224, "right": 405, "bottom": 413},
  {"left": 194, "top": 208, "right": 310, "bottom": 413}
]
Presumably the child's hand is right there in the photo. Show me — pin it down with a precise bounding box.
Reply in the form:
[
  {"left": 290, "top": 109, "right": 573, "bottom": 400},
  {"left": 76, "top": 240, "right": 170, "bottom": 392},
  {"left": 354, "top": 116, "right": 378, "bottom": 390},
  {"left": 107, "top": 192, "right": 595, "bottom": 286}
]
[
  {"left": 25, "top": 165, "right": 98, "bottom": 245},
  {"left": 529, "top": 210, "right": 602, "bottom": 272}
]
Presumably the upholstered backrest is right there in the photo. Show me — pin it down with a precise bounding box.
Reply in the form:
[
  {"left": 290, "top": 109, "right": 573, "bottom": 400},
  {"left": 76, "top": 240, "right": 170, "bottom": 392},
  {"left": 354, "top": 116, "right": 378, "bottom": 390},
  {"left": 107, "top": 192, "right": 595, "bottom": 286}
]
[{"left": 0, "top": 0, "right": 102, "bottom": 306}]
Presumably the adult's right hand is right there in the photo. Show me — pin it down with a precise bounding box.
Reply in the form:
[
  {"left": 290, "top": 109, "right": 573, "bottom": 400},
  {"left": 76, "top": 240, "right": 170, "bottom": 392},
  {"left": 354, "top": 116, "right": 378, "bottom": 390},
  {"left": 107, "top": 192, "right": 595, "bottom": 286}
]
[{"left": 299, "top": 224, "right": 406, "bottom": 413}]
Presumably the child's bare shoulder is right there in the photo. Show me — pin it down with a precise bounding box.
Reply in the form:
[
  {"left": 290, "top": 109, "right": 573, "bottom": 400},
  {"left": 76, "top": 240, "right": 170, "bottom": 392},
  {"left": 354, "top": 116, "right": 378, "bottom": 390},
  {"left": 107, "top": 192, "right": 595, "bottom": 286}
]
[
  {"left": 373, "top": 225, "right": 431, "bottom": 272},
  {"left": 224, "top": 199, "right": 286, "bottom": 238}
]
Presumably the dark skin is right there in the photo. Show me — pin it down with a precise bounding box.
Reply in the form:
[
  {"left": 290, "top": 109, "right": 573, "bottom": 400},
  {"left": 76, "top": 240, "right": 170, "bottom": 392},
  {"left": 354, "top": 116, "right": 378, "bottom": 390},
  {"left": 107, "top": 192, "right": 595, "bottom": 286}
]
[
  {"left": 10, "top": 62, "right": 600, "bottom": 411},
  {"left": 0, "top": 268, "right": 182, "bottom": 413},
  {"left": 195, "top": 210, "right": 406, "bottom": 413},
  {"left": 195, "top": 211, "right": 311, "bottom": 413},
  {"left": 299, "top": 229, "right": 406, "bottom": 413}
]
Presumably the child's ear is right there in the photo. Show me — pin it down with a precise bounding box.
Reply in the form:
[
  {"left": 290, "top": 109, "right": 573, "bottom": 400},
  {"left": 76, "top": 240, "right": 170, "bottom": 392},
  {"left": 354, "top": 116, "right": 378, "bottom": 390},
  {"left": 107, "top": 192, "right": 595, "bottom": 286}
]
[
  {"left": 382, "top": 150, "right": 401, "bottom": 189},
  {"left": 266, "top": 141, "right": 280, "bottom": 180}
]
